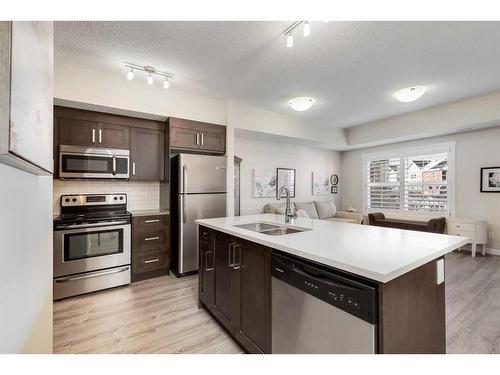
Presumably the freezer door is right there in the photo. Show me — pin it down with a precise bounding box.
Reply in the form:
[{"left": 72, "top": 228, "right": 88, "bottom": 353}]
[
  {"left": 178, "top": 193, "right": 227, "bottom": 274},
  {"left": 178, "top": 154, "right": 227, "bottom": 194}
]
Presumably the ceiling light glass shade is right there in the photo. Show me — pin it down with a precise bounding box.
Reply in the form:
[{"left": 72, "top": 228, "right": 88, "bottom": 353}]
[
  {"left": 163, "top": 78, "right": 170, "bottom": 89},
  {"left": 286, "top": 34, "right": 294, "bottom": 48},
  {"left": 303, "top": 22, "right": 311, "bottom": 37},
  {"left": 147, "top": 74, "right": 154, "bottom": 85},
  {"left": 288, "top": 97, "right": 316, "bottom": 111},
  {"left": 393, "top": 86, "right": 427, "bottom": 102},
  {"left": 126, "top": 69, "right": 134, "bottom": 80}
]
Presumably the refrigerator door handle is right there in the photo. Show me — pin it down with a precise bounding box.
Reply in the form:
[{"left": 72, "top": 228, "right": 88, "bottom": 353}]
[
  {"left": 183, "top": 164, "right": 187, "bottom": 193},
  {"left": 182, "top": 195, "right": 187, "bottom": 223}
]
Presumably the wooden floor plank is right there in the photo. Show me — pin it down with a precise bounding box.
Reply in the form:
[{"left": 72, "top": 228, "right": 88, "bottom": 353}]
[{"left": 54, "top": 252, "right": 500, "bottom": 354}]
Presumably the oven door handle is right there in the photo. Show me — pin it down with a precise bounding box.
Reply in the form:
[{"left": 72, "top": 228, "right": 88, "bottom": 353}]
[
  {"left": 112, "top": 155, "right": 117, "bottom": 175},
  {"left": 55, "top": 220, "right": 129, "bottom": 229},
  {"left": 55, "top": 266, "right": 130, "bottom": 283}
]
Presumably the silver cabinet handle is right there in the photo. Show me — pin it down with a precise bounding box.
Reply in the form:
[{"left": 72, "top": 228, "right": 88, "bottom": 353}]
[
  {"left": 205, "top": 251, "right": 214, "bottom": 271},
  {"left": 132, "top": 162, "right": 136, "bottom": 176},
  {"left": 144, "top": 258, "right": 160, "bottom": 264},
  {"left": 201, "top": 133, "right": 204, "bottom": 146},
  {"left": 92, "top": 128, "right": 96, "bottom": 143},
  {"left": 99, "top": 129, "right": 102, "bottom": 143},
  {"left": 144, "top": 219, "right": 160, "bottom": 224},
  {"left": 196, "top": 133, "right": 200, "bottom": 146},
  {"left": 55, "top": 266, "right": 129, "bottom": 283},
  {"left": 228, "top": 243, "right": 236, "bottom": 267},
  {"left": 145, "top": 236, "right": 160, "bottom": 241},
  {"left": 112, "top": 155, "right": 116, "bottom": 175},
  {"left": 233, "top": 244, "right": 241, "bottom": 270}
]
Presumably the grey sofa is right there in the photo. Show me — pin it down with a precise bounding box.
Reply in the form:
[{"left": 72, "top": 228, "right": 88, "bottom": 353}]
[{"left": 263, "top": 201, "right": 363, "bottom": 224}]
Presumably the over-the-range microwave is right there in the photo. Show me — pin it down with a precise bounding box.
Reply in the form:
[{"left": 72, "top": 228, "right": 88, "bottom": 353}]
[{"left": 59, "top": 145, "right": 130, "bottom": 179}]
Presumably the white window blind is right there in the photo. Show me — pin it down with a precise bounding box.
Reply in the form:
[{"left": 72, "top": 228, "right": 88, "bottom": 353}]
[
  {"left": 366, "top": 157, "right": 401, "bottom": 210},
  {"left": 364, "top": 144, "right": 454, "bottom": 214}
]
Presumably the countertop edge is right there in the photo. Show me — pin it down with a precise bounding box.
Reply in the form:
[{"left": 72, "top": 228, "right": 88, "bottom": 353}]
[{"left": 195, "top": 220, "right": 470, "bottom": 283}]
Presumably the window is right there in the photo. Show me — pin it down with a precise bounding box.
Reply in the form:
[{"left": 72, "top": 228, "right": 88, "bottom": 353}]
[{"left": 363, "top": 143, "right": 455, "bottom": 215}]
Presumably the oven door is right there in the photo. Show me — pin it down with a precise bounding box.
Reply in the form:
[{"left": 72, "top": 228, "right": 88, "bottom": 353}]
[
  {"left": 54, "top": 223, "right": 131, "bottom": 278},
  {"left": 59, "top": 146, "right": 129, "bottom": 179}
]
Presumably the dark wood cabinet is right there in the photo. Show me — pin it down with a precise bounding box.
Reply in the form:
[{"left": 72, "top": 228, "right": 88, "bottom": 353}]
[
  {"left": 198, "top": 228, "right": 215, "bottom": 309},
  {"left": 54, "top": 106, "right": 167, "bottom": 181},
  {"left": 198, "top": 227, "right": 271, "bottom": 353},
  {"left": 233, "top": 240, "right": 272, "bottom": 354},
  {"left": 130, "top": 127, "right": 165, "bottom": 181},
  {"left": 59, "top": 118, "right": 97, "bottom": 147},
  {"left": 98, "top": 122, "right": 129, "bottom": 149},
  {"left": 132, "top": 213, "right": 170, "bottom": 282},
  {"left": 211, "top": 231, "right": 236, "bottom": 333},
  {"left": 170, "top": 117, "right": 226, "bottom": 154}
]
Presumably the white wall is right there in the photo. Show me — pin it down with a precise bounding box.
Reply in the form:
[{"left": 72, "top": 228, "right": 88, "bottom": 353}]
[
  {"left": 0, "top": 164, "right": 53, "bottom": 353},
  {"left": 235, "top": 133, "right": 342, "bottom": 215},
  {"left": 341, "top": 126, "right": 500, "bottom": 250}
]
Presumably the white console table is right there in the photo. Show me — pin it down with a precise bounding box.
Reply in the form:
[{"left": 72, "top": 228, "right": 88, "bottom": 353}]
[{"left": 447, "top": 218, "right": 488, "bottom": 257}]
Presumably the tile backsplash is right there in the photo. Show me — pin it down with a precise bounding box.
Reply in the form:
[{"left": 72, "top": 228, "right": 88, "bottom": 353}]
[{"left": 53, "top": 180, "right": 161, "bottom": 215}]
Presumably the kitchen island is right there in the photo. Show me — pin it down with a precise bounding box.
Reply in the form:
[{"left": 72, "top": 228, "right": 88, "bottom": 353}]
[{"left": 195, "top": 214, "right": 468, "bottom": 354}]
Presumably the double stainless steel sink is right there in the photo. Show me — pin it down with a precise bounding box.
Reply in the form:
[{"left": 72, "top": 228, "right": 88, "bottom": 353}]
[{"left": 234, "top": 222, "right": 310, "bottom": 236}]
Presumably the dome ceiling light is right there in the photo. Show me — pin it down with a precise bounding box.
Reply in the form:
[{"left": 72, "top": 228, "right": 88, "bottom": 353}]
[
  {"left": 288, "top": 97, "right": 316, "bottom": 112},
  {"left": 393, "top": 85, "right": 427, "bottom": 102},
  {"left": 124, "top": 62, "right": 174, "bottom": 89}
]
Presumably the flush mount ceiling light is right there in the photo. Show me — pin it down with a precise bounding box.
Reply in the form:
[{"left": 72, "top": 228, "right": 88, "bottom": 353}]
[
  {"left": 393, "top": 85, "right": 427, "bottom": 103},
  {"left": 124, "top": 62, "right": 174, "bottom": 89},
  {"left": 282, "top": 21, "right": 310, "bottom": 48},
  {"left": 288, "top": 97, "right": 316, "bottom": 112}
]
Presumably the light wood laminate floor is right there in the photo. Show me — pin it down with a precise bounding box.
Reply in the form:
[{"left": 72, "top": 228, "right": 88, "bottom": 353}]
[{"left": 54, "top": 252, "right": 500, "bottom": 354}]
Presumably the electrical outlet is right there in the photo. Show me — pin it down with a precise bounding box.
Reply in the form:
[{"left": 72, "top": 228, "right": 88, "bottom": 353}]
[{"left": 488, "top": 231, "right": 495, "bottom": 239}]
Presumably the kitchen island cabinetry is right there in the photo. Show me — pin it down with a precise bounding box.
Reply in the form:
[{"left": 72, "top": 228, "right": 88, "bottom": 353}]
[{"left": 197, "top": 214, "right": 468, "bottom": 354}]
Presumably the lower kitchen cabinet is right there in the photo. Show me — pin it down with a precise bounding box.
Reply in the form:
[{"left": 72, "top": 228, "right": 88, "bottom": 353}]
[
  {"left": 132, "top": 213, "right": 170, "bottom": 282},
  {"left": 198, "top": 226, "right": 271, "bottom": 354}
]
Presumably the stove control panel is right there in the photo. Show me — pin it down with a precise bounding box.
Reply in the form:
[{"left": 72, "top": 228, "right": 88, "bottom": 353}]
[{"left": 61, "top": 194, "right": 127, "bottom": 207}]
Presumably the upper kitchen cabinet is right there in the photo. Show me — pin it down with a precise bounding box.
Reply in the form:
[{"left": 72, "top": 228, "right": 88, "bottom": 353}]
[
  {"left": 58, "top": 116, "right": 129, "bottom": 149},
  {"left": 0, "top": 21, "right": 53, "bottom": 175},
  {"left": 130, "top": 127, "right": 165, "bottom": 181},
  {"left": 169, "top": 117, "right": 226, "bottom": 154}
]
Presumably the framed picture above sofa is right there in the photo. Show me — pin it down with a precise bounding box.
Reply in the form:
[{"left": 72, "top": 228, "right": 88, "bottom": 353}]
[
  {"left": 276, "top": 168, "right": 296, "bottom": 198},
  {"left": 312, "top": 171, "right": 331, "bottom": 195},
  {"left": 480, "top": 166, "right": 500, "bottom": 193}
]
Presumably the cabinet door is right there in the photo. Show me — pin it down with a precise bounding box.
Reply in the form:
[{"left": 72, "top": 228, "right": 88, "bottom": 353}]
[
  {"left": 212, "top": 232, "right": 236, "bottom": 333},
  {"left": 199, "top": 227, "right": 215, "bottom": 308},
  {"left": 200, "top": 130, "right": 225, "bottom": 153},
  {"left": 233, "top": 240, "right": 272, "bottom": 353},
  {"left": 98, "top": 122, "right": 130, "bottom": 149},
  {"left": 59, "top": 118, "right": 97, "bottom": 147},
  {"left": 130, "top": 127, "right": 164, "bottom": 180},
  {"left": 170, "top": 124, "right": 199, "bottom": 150}
]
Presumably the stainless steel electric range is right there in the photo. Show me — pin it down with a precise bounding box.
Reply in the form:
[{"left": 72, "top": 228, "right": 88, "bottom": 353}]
[{"left": 53, "top": 194, "right": 131, "bottom": 300}]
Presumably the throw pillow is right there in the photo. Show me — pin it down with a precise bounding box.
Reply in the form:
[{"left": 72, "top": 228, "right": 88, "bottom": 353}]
[
  {"left": 294, "top": 202, "right": 319, "bottom": 219},
  {"left": 314, "top": 200, "right": 337, "bottom": 219}
]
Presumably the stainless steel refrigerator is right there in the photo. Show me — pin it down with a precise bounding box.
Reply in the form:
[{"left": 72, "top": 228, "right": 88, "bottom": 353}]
[{"left": 170, "top": 153, "right": 227, "bottom": 276}]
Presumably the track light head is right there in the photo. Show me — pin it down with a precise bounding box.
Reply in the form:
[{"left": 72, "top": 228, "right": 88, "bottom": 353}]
[
  {"left": 163, "top": 78, "right": 170, "bottom": 89},
  {"left": 126, "top": 68, "right": 134, "bottom": 80},
  {"left": 303, "top": 22, "right": 310, "bottom": 37},
  {"left": 147, "top": 74, "right": 153, "bottom": 85},
  {"left": 286, "top": 34, "right": 294, "bottom": 48}
]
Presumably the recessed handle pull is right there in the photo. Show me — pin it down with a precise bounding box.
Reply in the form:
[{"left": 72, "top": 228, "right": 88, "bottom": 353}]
[
  {"left": 144, "top": 258, "right": 160, "bottom": 264},
  {"left": 144, "top": 219, "right": 160, "bottom": 224},
  {"left": 145, "top": 236, "right": 160, "bottom": 241}
]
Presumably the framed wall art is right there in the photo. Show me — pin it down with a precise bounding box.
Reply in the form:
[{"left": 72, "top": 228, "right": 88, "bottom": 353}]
[{"left": 480, "top": 167, "right": 500, "bottom": 193}]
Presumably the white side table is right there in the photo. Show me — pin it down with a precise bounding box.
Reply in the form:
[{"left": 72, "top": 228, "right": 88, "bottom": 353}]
[{"left": 447, "top": 218, "right": 488, "bottom": 257}]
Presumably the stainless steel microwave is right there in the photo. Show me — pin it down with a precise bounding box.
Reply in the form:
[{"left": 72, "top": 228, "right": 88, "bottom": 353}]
[{"left": 59, "top": 145, "right": 130, "bottom": 179}]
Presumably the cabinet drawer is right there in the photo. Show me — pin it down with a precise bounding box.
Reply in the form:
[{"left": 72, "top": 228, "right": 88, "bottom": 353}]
[
  {"left": 199, "top": 227, "right": 211, "bottom": 242},
  {"left": 448, "top": 222, "right": 475, "bottom": 232},
  {"left": 133, "top": 215, "right": 169, "bottom": 230},
  {"left": 134, "top": 227, "right": 168, "bottom": 252},
  {"left": 447, "top": 228, "right": 476, "bottom": 241},
  {"left": 133, "top": 249, "right": 169, "bottom": 274}
]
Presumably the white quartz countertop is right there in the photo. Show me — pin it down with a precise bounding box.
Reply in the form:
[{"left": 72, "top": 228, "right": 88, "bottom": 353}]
[{"left": 195, "top": 214, "right": 469, "bottom": 283}]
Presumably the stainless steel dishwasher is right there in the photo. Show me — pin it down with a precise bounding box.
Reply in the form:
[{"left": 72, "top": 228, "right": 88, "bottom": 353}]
[{"left": 272, "top": 252, "right": 378, "bottom": 354}]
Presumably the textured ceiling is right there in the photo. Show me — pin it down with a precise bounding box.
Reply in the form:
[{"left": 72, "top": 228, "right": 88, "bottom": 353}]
[{"left": 55, "top": 21, "right": 500, "bottom": 128}]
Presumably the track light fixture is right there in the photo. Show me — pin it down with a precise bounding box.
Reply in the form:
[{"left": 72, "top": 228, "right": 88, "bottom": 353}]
[
  {"left": 124, "top": 62, "right": 174, "bottom": 89},
  {"left": 282, "top": 21, "right": 310, "bottom": 48}
]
